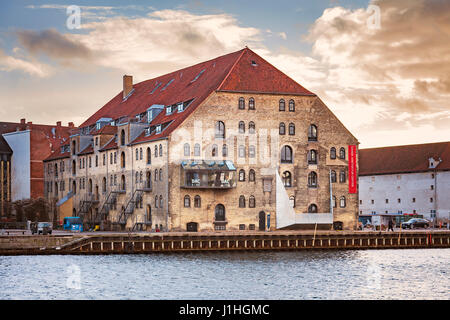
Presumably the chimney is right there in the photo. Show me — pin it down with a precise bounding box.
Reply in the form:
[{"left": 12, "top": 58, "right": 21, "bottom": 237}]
[
  {"left": 20, "top": 118, "right": 26, "bottom": 124},
  {"left": 27, "top": 121, "right": 32, "bottom": 125},
  {"left": 68, "top": 122, "right": 74, "bottom": 128},
  {"left": 56, "top": 121, "right": 61, "bottom": 127},
  {"left": 123, "top": 75, "right": 133, "bottom": 99}
]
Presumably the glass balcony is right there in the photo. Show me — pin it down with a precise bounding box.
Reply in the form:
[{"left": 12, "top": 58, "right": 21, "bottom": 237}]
[{"left": 180, "top": 160, "right": 237, "bottom": 189}]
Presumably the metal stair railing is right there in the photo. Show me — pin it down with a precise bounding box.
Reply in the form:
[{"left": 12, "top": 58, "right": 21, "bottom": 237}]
[
  {"left": 95, "top": 188, "right": 119, "bottom": 224},
  {"left": 118, "top": 189, "right": 143, "bottom": 225}
]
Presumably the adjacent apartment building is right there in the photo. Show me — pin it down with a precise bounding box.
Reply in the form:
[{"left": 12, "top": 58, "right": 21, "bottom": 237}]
[
  {"left": 359, "top": 142, "right": 450, "bottom": 224},
  {"left": 43, "top": 48, "right": 359, "bottom": 231}
]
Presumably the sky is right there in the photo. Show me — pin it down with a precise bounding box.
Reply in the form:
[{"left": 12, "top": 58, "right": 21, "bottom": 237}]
[{"left": 0, "top": 0, "right": 449, "bottom": 148}]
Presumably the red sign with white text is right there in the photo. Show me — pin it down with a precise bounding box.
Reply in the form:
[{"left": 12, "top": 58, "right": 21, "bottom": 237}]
[{"left": 348, "top": 145, "right": 357, "bottom": 194}]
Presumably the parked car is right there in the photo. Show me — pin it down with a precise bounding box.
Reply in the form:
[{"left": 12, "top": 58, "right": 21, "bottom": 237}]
[
  {"left": 31, "top": 222, "right": 52, "bottom": 235},
  {"left": 401, "top": 218, "right": 430, "bottom": 229}
]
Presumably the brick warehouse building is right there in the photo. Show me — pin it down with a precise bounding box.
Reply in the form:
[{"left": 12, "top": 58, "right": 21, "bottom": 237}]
[
  {"left": 1, "top": 119, "right": 74, "bottom": 202},
  {"left": 43, "top": 48, "right": 359, "bottom": 231}
]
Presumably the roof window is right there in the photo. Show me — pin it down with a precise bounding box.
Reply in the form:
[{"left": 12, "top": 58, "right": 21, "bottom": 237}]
[
  {"left": 161, "top": 79, "right": 174, "bottom": 91},
  {"left": 150, "top": 82, "right": 162, "bottom": 94},
  {"left": 191, "top": 69, "right": 205, "bottom": 83}
]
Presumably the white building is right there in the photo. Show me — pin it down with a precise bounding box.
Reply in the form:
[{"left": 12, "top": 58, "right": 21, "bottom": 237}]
[{"left": 359, "top": 142, "right": 450, "bottom": 225}]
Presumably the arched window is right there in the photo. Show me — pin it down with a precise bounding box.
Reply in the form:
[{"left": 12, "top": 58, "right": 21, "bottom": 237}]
[
  {"left": 239, "top": 169, "right": 245, "bottom": 181},
  {"left": 139, "top": 171, "right": 143, "bottom": 183},
  {"left": 194, "top": 195, "right": 201, "bottom": 208},
  {"left": 238, "top": 97, "right": 245, "bottom": 110},
  {"left": 135, "top": 172, "right": 139, "bottom": 184},
  {"left": 102, "top": 177, "right": 106, "bottom": 193},
  {"left": 139, "top": 148, "right": 143, "bottom": 160},
  {"left": 282, "top": 171, "right": 292, "bottom": 187},
  {"left": 332, "top": 196, "right": 337, "bottom": 208},
  {"left": 146, "top": 147, "right": 151, "bottom": 164},
  {"left": 339, "top": 147, "right": 346, "bottom": 159},
  {"left": 279, "top": 122, "right": 285, "bottom": 135},
  {"left": 239, "top": 145, "right": 245, "bottom": 158},
  {"left": 88, "top": 179, "right": 93, "bottom": 194},
  {"left": 211, "top": 144, "right": 218, "bottom": 157},
  {"left": 248, "top": 97, "right": 255, "bottom": 110},
  {"left": 239, "top": 195, "right": 246, "bottom": 208},
  {"left": 146, "top": 171, "right": 151, "bottom": 187},
  {"left": 72, "top": 180, "right": 77, "bottom": 194},
  {"left": 249, "top": 121, "right": 255, "bottom": 134},
  {"left": 308, "top": 125, "right": 317, "bottom": 141},
  {"left": 155, "top": 196, "right": 158, "bottom": 208},
  {"left": 249, "top": 145, "right": 256, "bottom": 158},
  {"left": 120, "top": 152, "right": 125, "bottom": 168},
  {"left": 54, "top": 163, "right": 58, "bottom": 177},
  {"left": 331, "top": 170, "right": 337, "bottom": 183},
  {"left": 279, "top": 99, "right": 285, "bottom": 111},
  {"left": 184, "top": 195, "right": 191, "bottom": 208},
  {"left": 215, "top": 121, "right": 225, "bottom": 139},
  {"left": 72, "top": 160, "right": 76, "bottom": 175},
  {"left": 72, "top": 140, "right": 77, "bottom": 155},
  {"left": 159, "top": 168, "right": 162, "bottom": 181},
  {"left": 330, "top": 147, "right": 336, "bottom": 159},
  {"left": 147, "top": 205, "right": 152, "bottom": 223},
  {"left": 184, "top": 143, "right": 190, "bottom": 157},
  {"left": 288, "top": 123, "right": 295, "bottom": 135},
  {"left": 339, "top": 170, "right": 346, "bottom": 183},
  {"left": 154, "top": 145, "right": 158, "bottom": 157},
  {"left": 159, "top": 195, "right": 163, "bottom": 208},
  {"left": 121, "top": 175, "right": 126, "bottom": 191},
  {"left": 340, "top": 196, "right": 346, "bottom": 208},
  {"left": 194, "top": 143, "right": 201, "bottom": 157},
  {"left": 249, "top": 169, "right": 255, "bottom": 182},
  {"left": 308, "top": 150, "right": 317, "bottom": 164},
  {"left": 238, "top": 121, "right": 245, "bottom": 134},
  {"left": 289, "top": 99, "right": 295, "bottom": 112},
  {"left": 308, "top": 204, "right": 318, "bottom": 213},
  {"left": 54, "top": 182, "right": 58, "bottom": 196},
  {"left": 289, "top": 196, "right": 295, "bottom": 208},
  {"left": 136, "top": 149, "right": 139, "bottom": 160},
  {"left": 249, "top": 195, "right": 256, "bottom": 208},
  {"left": 159, "top": 144, "right": 163, "bottom": 157},
  {"left": 120, "top": 130, "right": 125, "bottom": 146},
  {"left": 281, "top": 145, "right": 293, "bottom": 163},
  {"left": 215, "top": 204, "right": 225, "bottom": 221},
  {"left": 154, "top": 169, "right": 158, "bottom": 181},
  {"left": 222, "top": 144, "right": 228, "bottom": 157},
  {"left": 308, "top": 171, "right": 318, "bottom": 187}
]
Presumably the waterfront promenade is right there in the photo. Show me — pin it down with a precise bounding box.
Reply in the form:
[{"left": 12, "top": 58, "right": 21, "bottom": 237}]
[{"left": 1, "top": 228, "right": 449, "bottom": 255}]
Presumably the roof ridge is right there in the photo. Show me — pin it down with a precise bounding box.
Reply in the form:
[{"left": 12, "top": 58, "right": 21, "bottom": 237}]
[
  {"left": 217, "top": 47, "right": 248, "bottom": 91},
  {"left": 360, "top": 141, "right": 450, "bottom": 151}
]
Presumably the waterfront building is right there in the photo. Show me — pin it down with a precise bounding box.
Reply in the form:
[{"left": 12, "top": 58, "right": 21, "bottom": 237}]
[
  {"left": 0, "top": 119, "right": 74, "bottom": 202},
  {"left": 43, "top": 48, "right": 359, "bottom": 231},
  {"left": 359, "top": 142, "right": 450, "bottom": 225},
  {"left": 0, "top": 135, "right": 12, "bottom": 218}
]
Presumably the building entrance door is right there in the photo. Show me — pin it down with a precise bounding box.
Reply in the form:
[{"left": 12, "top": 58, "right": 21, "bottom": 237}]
[{"left": 259, "top": 211, "right": 265, "bottom": 231}]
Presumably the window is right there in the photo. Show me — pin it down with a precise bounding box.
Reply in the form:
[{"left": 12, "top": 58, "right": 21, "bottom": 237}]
[
  {"left": 136, "top": 149, "right": 139, "bottom": 161},
  {"left": 95, "top": 155, "right": 98, "bottom": 167},
  {"left": 249, "top": 145, "right": 256, "bottom": 158},
  {"left": 102, "top": 177, "right": 106, "bottom": 193},
  {"left": 159, "top": 168, "right": 162, "bottom": 181},
  {"left": 289, "top": 196, "right": 295, "bottom": 208},
  {"left": 121, "top": 175, "right": 126, "bottom": 191},
  {"left": 340, "top": 196, "right": 346, "bottom": 208},
  {"left": 89, "top": 157, "right": 92, "bottom": 168},
  {"left": 184, "top": 195, "right": 191, "bottom": 208},
  {"left": 215, "top": 204, "right": 225, "bottom": 221},
  {"left": 308, "top": 204, "right": 318, "bottom": 213},
  {"left": 159, "top": 144, "right": 162, "bottom": 157},
  {"left": 339, "top": 170, "right": 346, "bottom": 183},
  {"left": 397, "top": 198, "right": 401, "bottom": 203},
  {"left": 238, "top": 97, "right": 245, "bottom": 110},
  {"left": 308, "top": 125, "right": 317, "bottom": 141},
  {"left": 288, "top": 123, "right": 295, "bottom": 135},
  {"left": 248, "top": 97, "right": 255, "bottom": 110},
  {"left": 279, "top": 99, "right": 285, "bottom": 111},
  {"left": 114, "top": 152, "right": 117, "bottom": 164},
  {"left": 239, "top": 195, "right": 246, "bottom": 208},
  {"left": 239, "top": 145, "right": 246, "bottom": 158},
  {"left": 135, "top": 172, "right": 139, "bottom": 184},
  {"left": 282, "top": 171, "right": 292, "bottom": 187},
  {"left": 103, "top": 154, "right": 106, "bottom": 166},
  {"left": 339, "top": 147, "right": 346, "bottom": 159},
  {"left": 72, "top": 140, "right": 77, "bottom": 155},
  {"left": 371, "top": 199, "right": 374, "bottom": 204},
  {"left": 289, "top": 99, "right": 295, "bottom": 112},
  {"left": 140, "top": 171, "right": 143, "bottom": 183},
  {"left": 308, "top": 150, "right": 317, "bottom": 164},
  {"left": 121, "top": 152, "right": 125, "bottom": 168},
  {"left": 330, "top": 147, "right": 336, "bottom": 159},
  {"left": 385, "top": 199, "right": 389, "bottom": 204},
  {"left": 308, "top": 171, "right": 318, "bottom": 187},
  {"left": 154, "top": 145, "right": 158, "bottom": 158},
  {"left": 146, "top": 147, "right": 151, "bottom": 164},
  {"left": 194, "top": 195, "right": 201, "bottom": 208},
  {"left": 194, "top": 143, "right": 201, "bottom": 157},
  {"left": 279, "top": 123, "right": 286, "bottom": 135},
  {"left": 430, "top": 197, "right": 433, "bottom": 203},
  {"left": 211, "top": 144, "right": 218, "bottom": 157},
  {"left": 215, "top": 121, "right": 225, "bottom": 139},
  {"left": 154, "top": 169, "right": 158, "bottom": 181},
  {"left": 249, "top": 195, "right": 256, "bottom": 208},
  {"left": 239, "top": 121, "right": 245, "bottom": 134},
  {"left": 332, "top": 196, "right": 337, "bottom": 208},
  {"left": 139, "top": 148, "right": 143, "bottom": 160},
  {"left": 120, "top": 130, "right": 125, "bottom": 146},
  {"left": 330, "top": 170, "right": 337, "bottom": 183},
  {"left": 431, "top": 185, "right": 434, "bottom": 190},
  {"left": 281, "top": 145, "right": 293, "bottom": 163},
  {"left": 184, "top": 143, "right": 190, "bottom": 157},
  {"left": 159, "top": 195, "right": 163, "bottom": 208},
  {"left": 222, "top": 144, "right": 228, "bottom": 157},
  {"left": 239, "top": 169, "right": 245, "bottom": 181},
  {"left": 412, "top": 198, "right": 416, "bottom": 203},
  {"left": 249, "top": 121, "right": 255, "bottom": 134},
  {"left": 249, "top": 169, "right": 255, "bottom": 182}
]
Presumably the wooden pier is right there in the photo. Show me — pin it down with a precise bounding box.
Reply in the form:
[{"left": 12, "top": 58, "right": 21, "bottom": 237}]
[{"left": 1, "top": 230, "right": 449, "bottom": 255}]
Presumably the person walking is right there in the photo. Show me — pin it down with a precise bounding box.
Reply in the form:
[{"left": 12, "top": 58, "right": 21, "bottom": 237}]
[{"left": 388, "top": 218, "right": 394, "bottom": 232}]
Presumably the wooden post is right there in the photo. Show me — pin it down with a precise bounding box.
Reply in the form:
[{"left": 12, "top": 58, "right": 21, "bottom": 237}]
[{"left": 312, "top": 223, "right": 318, "bottom": 247}]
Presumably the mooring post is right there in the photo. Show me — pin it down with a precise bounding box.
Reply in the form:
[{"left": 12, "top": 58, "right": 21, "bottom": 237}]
[{"left": 312, "top": 223, "right": 318, "bottom": 247}]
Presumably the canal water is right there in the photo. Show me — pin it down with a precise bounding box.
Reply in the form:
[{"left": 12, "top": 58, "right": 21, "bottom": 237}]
[{"left": 0, "top": 249, "right": 448, "bottom": 300}]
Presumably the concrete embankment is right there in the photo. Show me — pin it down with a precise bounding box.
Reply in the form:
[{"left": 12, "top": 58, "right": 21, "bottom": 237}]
[{"left": 0, "top": 230, "right": 449, "bottom": 255}]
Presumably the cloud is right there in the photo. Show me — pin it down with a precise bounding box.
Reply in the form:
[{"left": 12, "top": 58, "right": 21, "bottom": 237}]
[{"left": 0, "top": 49, "right": 52, "bottom": 77}]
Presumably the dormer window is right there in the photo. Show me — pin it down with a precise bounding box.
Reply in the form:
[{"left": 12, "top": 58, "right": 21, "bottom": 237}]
[
  {"left": 177, "top": 103, "right": 184, "bottom": 112},
  {"left": 156, "top": 125, "right": 162, "bottom": 134},
  {"left": 145, "top": 128, "right": 151, "bottom": 136},
  {"left": 166, "top": 106, "right": 172, "bottom": 115}
]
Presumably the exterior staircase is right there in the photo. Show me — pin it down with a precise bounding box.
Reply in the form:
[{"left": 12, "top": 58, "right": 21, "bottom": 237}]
[
  {"left": 117, "top": 189, "right": 143, "bottom": 226},
  {"left": 76, "top": 193, "right": 99, "bottom": 221}
]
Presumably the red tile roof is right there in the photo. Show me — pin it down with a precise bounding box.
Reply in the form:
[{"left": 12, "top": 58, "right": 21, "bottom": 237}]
[
  {"left": 91, "top": 125, "right": 117, "bottom": 135},
  {"left": 44, "top": 144, "right": 70, "bottom": 161},
  {"left": 80, "top": 47, "right": 316, "bottom": 144},
  {"left": 99, "top": 136, "right": 118, "bottom": 151},
  {"left": 0, "top": 135, "right": 12, "bottom": 155},
  {"left": 359, "top": 141, "right": 450, "bottom": 176},
  {"left": 78, "top": 145, "right": 94, "bottom": 155}
]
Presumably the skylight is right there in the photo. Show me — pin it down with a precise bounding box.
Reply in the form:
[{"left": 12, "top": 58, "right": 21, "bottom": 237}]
[
  {"left": 190, "top": 69, "right": 205, "bottom": 83},
  {"left": 161, "top": 79, "right": 174, "bottom": 91},
  {"left": 150, "top": 82, "right": 162, "bottom": 94}
]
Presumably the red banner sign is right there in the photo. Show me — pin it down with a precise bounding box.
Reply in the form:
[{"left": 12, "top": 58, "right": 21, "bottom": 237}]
[{"left": 348, "top": 145, "right": 357, "bottom": 194}]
